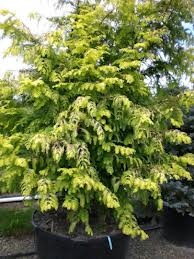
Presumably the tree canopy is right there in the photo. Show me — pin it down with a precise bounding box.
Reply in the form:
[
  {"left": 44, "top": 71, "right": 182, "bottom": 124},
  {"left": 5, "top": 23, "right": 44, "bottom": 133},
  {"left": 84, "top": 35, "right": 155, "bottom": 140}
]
[{"left": 0, "top": 0, "right": 194, "bottom": 238}]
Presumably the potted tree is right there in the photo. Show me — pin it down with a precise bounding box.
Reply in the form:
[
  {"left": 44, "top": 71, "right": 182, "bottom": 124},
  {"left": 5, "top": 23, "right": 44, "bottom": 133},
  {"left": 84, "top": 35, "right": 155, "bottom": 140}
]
[
  {"left": 163, "top": 107, "right": 194, "bottom": 247},
  {"left": 0, "top": 0, "right": 194, "bottom": 258}
]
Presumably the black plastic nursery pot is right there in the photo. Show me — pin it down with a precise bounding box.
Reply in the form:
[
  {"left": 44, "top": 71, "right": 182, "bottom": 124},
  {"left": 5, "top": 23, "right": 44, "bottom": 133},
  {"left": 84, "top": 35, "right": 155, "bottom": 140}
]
[
  {"left": 32, "top": 212, "right": 130, "bottom": 259},
  {"left": 163, "top": 207, "right": 194, "bottom": 248}
]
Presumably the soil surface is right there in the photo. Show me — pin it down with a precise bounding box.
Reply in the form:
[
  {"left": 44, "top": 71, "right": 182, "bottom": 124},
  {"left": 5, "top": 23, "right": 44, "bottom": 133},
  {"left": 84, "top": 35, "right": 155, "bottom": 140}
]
[
  {"left": 33, "top": 210, "right": 120, "bottom": 241},
  {"left": 1, "top": 229, "right": 194, "bottom": 258}
]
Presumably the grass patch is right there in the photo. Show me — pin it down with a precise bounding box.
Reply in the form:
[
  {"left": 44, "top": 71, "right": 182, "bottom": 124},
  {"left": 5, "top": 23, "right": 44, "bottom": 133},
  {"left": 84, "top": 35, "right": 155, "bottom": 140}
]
[{"left": 0, "top": 207, "right": 34, "bottom": 236}]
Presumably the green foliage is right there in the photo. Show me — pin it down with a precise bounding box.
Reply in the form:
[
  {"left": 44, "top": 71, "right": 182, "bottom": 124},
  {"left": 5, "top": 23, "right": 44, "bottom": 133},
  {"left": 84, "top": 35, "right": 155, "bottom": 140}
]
[
  {"left": 0, "top": 0, "right": 193, "bottom": 238},
  {"left": 163, "top": 107, "right": 194, "bottom": 215},
  {"left": 165, "top": 130, "right": 192, "bottom": 145}
]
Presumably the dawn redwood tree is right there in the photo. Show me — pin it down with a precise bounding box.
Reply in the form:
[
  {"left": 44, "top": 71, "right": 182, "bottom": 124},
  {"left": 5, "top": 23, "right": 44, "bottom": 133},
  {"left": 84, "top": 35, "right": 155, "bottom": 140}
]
[{"left": 0, "top": 0, "right": 194, "bottom": 239}]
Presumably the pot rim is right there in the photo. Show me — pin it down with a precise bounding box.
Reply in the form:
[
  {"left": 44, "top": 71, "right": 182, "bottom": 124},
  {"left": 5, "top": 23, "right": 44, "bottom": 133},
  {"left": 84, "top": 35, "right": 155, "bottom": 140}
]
[
  {"left": 32, "top": 210, "right": 161, "bottom": 242},
  {"left": 32, "top": 210, "right": 126, "bottom": 243}
]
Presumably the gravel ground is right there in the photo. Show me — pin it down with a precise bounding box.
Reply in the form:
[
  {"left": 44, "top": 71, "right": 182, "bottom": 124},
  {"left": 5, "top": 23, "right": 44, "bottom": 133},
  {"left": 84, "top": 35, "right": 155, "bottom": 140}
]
[
  {"left": 1, "top": 230, "right": 194, "bottom": 259},
  {"left": 0, "top": 234, "right": 37, "bottom": 259},
  {"left": 128, "top": 230, "right": 194, "bottom": 259}
]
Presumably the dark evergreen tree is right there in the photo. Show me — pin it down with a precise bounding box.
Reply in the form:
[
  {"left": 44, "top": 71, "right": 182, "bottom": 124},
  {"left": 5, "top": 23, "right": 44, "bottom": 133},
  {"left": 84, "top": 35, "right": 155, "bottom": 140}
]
[{"left": 164, "top": 107, "right": 194, "bottom": 215}]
